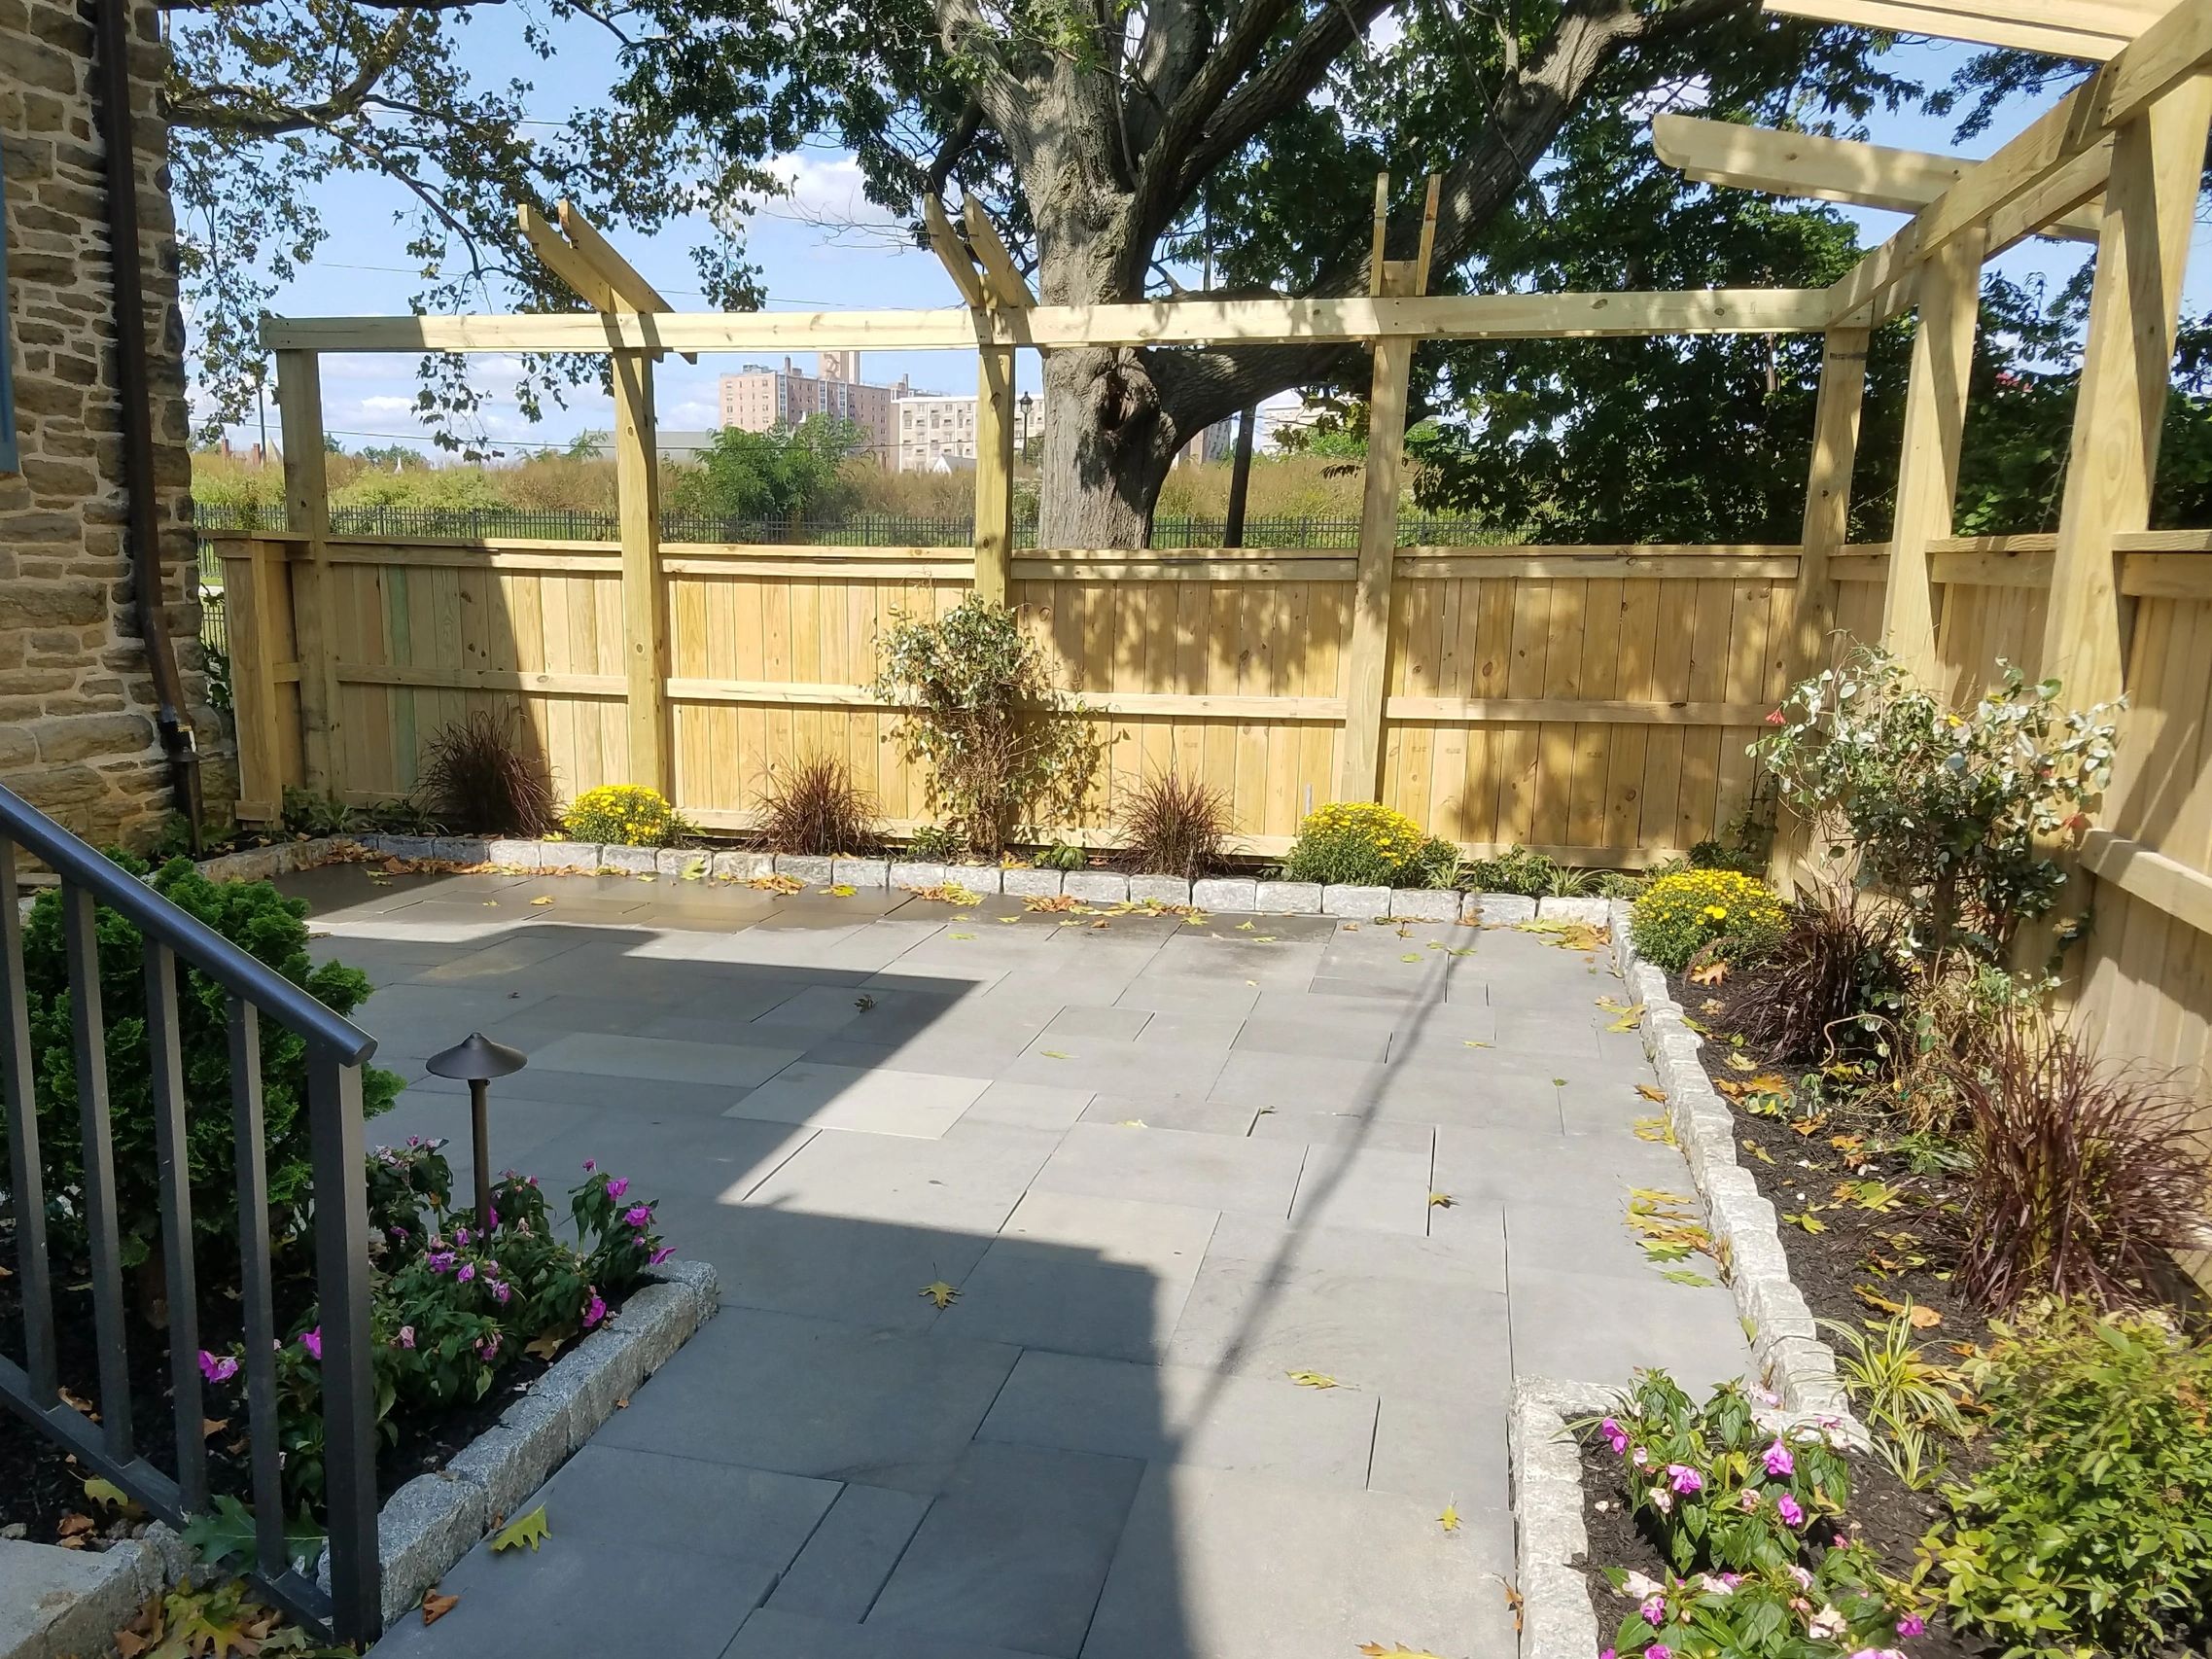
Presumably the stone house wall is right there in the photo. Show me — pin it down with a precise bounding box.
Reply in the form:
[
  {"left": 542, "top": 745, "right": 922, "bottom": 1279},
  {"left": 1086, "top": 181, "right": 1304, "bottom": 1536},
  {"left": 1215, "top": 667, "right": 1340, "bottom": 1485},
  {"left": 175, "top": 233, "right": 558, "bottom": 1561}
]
[{"left": 1, "top": 0, "right": 229, "bottom": 845}]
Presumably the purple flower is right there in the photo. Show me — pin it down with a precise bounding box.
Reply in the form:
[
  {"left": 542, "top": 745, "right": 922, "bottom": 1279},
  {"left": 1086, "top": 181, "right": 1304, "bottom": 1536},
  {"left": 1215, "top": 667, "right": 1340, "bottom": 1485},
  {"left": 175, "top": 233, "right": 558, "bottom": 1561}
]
[
  {"left": 458, "top": 1262, "right": 476, "bottom": 1284},
  {"left": 582, "top": 1158, "right": 597, "bottom": 1173},
  {"left": 298, "top": 1326, "right": 323, "bottom": 1362},
  {"left": 392, "top": 1225, "right": 408, "bottom": 1240},
  {"left": 397, "top": 1324, "right": 416, "bottom": 1349},
  {"left": 475, "top": 1333, "right": 502, "bottom": 1361},
  {"left": 406, "top": 1135, "right": 422, "bottom": 1147},
  {"left": 624, "top": 1204, "right": 652, "bottom": 1229},
  {"left": 1776, "top": 1493, "right": 1805, "bottom": 1529},
  {"left": 198, "top": 1350, "right": 239, "bottom": 1384},
  {"left": 1599, "top": 1417, "right": 1629, "bottom": 1455},
  {"left": 1639, "top": 1594, "right": 1666, "bottom": 1625},
  {"left": 607, "top": 1177, "right": 629, "bottom": 1200},
  {"left": 1666, "top": 1464, "right": 1703, "bottom": 1495},
  {"left": 649, "top": 1245, "right": 676, "bottom": 1266},
  {"left": 1648, "top": 1645, "right": 1672, "bottom": 1659},
  {"left": 582, "top": 1290, "right": 607, "bottom": 1328},
  {"left": 427, "top": 1251, "right": 457, "bottom": 1274},
  {"left": 1897, "top": 1615, "right": 1926, "bottom": 1638},
  {"left": 486, "top": 1206, "right": 499, "bottom": 1230},
  {"left": 454, "top": 1226, "right": 471, "bottom": 1247},
  {"left": 493, "top": 1281, "right": 512, "bottom": 1305},
  {"left": 1763, "top": 1438, "right": 1794, "bottom": 1477},
  {"left": 1738, "top": 1489, "right": 1762, "bottom": 1512}
]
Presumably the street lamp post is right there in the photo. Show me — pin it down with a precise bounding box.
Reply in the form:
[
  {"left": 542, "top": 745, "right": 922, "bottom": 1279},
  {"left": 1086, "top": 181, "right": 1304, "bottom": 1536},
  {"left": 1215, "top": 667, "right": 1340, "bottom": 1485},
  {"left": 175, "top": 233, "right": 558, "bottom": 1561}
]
[{"left": 423, "top": 1032, "right": 529, "bottom": 1223}]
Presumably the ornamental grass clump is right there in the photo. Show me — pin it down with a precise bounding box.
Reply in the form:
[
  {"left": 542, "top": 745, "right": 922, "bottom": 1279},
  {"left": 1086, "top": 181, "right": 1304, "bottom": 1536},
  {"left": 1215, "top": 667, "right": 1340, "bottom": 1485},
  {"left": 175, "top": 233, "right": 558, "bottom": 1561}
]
[
  {"left": 561, "top": 783, "right": 682, "bottom": 847},
  {"left": 751, "top": 753, "right": 883, "bottom": 856},
  {"left": 1735, "top": 881, "right": 1912, "bottom": 1069},
  {"left": 416, "top": 708, "right": 558, "bottom": 834},
  {"left": 1588, "top": 1371, "right": 1923, "bottom": 1659},
  {"left": 1114, "top": 770, "right": 1231, "bottom": 880},
  {"left": 1279, "top": 801, "right": 1457, "bottom": 889},
  {"left": 1629, "top": 867, "right": 1786, "bottom": 972},
  {"left": 1944, "top": 1022, "right": 2210, "bottom": 1313}
]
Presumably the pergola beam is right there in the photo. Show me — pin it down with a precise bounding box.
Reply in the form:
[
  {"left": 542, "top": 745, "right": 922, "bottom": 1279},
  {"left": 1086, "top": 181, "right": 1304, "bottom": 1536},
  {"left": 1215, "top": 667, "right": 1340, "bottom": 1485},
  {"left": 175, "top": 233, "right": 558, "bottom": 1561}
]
[
  {"left": 1764, "top": 0, "right": 2163, "bottom": 62},
  {"left": 1651, "top": 114, "right": 2102, "bottom": 239},
  {"left": 1826, "top": 0, "right": 2212, "bottom": 326},
  {"left": 261, "top": 288, "right": 1840, "bottom": 355}
]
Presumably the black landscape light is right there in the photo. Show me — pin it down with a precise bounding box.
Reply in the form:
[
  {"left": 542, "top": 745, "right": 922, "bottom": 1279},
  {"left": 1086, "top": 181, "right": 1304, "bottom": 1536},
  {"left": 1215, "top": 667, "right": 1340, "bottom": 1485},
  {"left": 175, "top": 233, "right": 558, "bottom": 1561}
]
[{"left": 424, "top": 1032, "right": 529, "bottom": 1223}]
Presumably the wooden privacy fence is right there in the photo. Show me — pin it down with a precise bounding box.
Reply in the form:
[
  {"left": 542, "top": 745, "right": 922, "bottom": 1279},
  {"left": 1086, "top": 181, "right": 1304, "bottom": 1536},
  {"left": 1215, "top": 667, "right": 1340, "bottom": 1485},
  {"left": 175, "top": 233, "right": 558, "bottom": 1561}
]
[{"left": 208, "top": 530, "right": 1808, "bottom": 864}]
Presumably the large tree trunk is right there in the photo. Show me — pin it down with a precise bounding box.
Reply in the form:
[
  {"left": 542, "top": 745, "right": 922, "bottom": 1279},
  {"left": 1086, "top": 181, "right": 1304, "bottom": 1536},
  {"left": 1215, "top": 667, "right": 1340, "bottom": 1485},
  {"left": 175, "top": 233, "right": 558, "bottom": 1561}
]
[{"left": 1036, "top": 347, "right": 1183, "bottom": 547}]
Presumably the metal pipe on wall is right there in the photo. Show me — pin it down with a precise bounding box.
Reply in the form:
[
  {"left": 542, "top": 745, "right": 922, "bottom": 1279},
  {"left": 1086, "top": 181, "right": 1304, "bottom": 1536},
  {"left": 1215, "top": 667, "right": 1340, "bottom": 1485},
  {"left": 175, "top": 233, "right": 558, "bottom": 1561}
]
[{"left": 93, "top": 0, "right": 203, "bottom": 849}]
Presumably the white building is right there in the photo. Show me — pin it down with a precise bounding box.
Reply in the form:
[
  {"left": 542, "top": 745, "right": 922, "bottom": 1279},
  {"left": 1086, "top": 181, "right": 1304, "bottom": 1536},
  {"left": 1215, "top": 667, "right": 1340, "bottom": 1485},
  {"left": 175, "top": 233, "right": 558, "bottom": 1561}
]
[{"left": 895, "top": 393, "right": 977, "bottom": 472}]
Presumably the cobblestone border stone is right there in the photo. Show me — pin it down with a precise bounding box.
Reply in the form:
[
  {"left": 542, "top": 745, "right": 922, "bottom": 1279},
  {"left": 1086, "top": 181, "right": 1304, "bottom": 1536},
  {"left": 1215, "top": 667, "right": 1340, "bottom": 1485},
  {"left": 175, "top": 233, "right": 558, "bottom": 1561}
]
[
  {"left": 335, "top": 1259, "right": 720, "bottom": 1629},
  {"left": 1509, "top": 1377, "right": 1618, "bottom": 1659},
  {"left": 0, "top": 1529, "right": 192, "bottom": 1659},
  {"left": 1607, "top": 900, "right": 1859, "bottom": 1426},
  {"left": 318, "top": 834, "right": 1596, "bottom": 926}
]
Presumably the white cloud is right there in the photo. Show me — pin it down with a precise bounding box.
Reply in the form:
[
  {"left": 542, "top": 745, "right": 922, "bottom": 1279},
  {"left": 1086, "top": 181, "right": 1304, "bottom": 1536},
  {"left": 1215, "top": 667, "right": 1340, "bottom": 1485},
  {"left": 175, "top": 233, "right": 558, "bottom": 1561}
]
[{"left": 741, "top": 153, "right": 902, "bottom": 231}]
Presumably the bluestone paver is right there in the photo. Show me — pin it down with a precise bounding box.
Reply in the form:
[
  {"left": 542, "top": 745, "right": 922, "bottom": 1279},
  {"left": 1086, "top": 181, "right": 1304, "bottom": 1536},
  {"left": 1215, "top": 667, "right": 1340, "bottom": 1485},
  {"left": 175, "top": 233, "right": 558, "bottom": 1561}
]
[{"left": 286, "top": 867, "right": 1748, "bottom": 1659}]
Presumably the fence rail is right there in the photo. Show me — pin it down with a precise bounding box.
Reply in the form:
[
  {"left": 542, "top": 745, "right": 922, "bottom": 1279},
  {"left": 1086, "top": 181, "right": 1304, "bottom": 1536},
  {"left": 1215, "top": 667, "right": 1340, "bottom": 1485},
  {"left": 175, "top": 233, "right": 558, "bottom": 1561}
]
[{"left": 0, "top": 782, "right": 383, "bottom": 1642}]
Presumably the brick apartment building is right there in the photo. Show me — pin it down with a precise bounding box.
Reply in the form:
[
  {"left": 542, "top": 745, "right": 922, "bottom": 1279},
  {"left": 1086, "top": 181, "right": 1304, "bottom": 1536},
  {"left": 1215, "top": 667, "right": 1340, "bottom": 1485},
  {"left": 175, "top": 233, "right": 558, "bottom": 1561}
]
[{"left": 717, "top": 351, "right": 906, "bottom": 464}]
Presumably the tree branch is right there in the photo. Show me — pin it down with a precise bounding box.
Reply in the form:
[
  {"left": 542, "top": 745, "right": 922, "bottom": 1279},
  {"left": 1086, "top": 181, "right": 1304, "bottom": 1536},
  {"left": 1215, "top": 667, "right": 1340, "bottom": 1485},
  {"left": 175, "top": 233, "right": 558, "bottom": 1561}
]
[{"left": 168, "top": 12, "right": 417, "bottom": 134}]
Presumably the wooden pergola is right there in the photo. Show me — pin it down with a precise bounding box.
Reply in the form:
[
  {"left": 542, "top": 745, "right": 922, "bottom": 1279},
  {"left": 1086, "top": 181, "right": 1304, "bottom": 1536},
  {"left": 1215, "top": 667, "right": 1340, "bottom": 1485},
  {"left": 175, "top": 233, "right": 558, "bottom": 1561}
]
[{"left": 236, "top": 0, "right": 2212, "bottom": 1055}]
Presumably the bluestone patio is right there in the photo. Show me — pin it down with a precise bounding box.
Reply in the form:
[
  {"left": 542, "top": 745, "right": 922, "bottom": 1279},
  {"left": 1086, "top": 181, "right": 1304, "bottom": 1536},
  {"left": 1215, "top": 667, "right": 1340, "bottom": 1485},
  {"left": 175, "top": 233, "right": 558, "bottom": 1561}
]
[{"left": 281, "top": 865, "right": 1747, "bottom": 1659}]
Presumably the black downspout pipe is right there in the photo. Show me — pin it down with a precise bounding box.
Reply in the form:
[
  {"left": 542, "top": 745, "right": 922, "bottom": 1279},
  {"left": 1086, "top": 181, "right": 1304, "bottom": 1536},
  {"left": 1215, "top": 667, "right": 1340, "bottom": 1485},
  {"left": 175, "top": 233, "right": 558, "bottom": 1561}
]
[{"left": 94, "top": 0, "right": 203, "bottom": 851}]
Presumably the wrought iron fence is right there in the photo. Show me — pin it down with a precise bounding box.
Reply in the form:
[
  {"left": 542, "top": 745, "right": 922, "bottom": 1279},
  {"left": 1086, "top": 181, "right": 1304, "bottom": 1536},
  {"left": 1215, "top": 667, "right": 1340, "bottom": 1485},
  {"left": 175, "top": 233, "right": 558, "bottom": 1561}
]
[
  {"left": 191, "top": 502, "right": 1515, "bottom": 549},
  {"left": 0, "top": 784, "right": 383, "bottom": 1641}
]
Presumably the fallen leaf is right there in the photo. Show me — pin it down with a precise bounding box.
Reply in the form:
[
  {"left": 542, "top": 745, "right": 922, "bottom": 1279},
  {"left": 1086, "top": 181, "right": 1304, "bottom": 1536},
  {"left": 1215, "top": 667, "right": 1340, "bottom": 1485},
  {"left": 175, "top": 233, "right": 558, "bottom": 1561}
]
[
  {"left": 529, "top": 896, "right": 554, "bottom": 906},
  {"left": 1236, "top": 920, "right": 1256, "bottom": 932},
  {"left": 421, "top": 1588, "right": 460, "bottom": 1626},
  {"left": 854, "top": 995, "right": 876, "bottom": 1011},
  {"left": 1785, "top": 1211, "right": 1827, "bottom": 1233},
  {"left": 821, "top": 883, "right": 859, "bottom": 898},
  {"left": 1700, "top": 997, "right": 1726, "bottom": 1014},
  {"left": 1854, "top": 1286, "right": 1942, "bottom": 1327},
  {"left": 1438, "top": 1501, "right": 1461, "bottom": 1535},
  {"left": 202, "top": 1417, "right": 228, "bottom": 1439},
  {"left": 1660, "top": 1268, "right": 1717, "bottom": 1287},
  {"left": 82, "top": 1477, "right": 129, "bottom": 1509},
  {"left": 1634, "top": 1083, "right": 1668, "bottom": 1102},
  {"left": 1632, "top": 1115, "right": 1676, "bottom": 1146},
  {"left": 1504, "top": 1581, "right": 1526, "bottom": 1633},
  {"left": 1740, "top": 1139, "right": 1774, "bottom": 1164},
  {"left": 614, "top": 1396, "right": 629, "bottom": 1408},
  {"left": 1689, "top": 960, "right": 1730, "bottom": 985},
  {"left": 1605, "top": 1006, "right": 1645, "bottom": 1033},
  {"left": 920, "top": 1281, "right": 961, "bottom": 1310},
  {"left": 1285, "top": 1369, "right": 1340, "bottom": 1390},
  {"left": 524, "top": 1330, "right": 565, "bottom": 1361},
  {"left": 1463, "top": 1040, "right": 1493, "bottom": 1049},
  {"left": 1039, "top": 1049, "right": 1072, "bottom": 1060},
  {"left": 56, "top": 1513, "right": 95, "bottom": 1538},
  {"left": 1724, "top": 1052, "right": 1758, "bottom": 1074},
  {"left": 948, "top": 932, "right": 976, "bottom": 940},
  {"left": 1115, "top": 1118, "right": 1148, "bottom": 1128},
  {"left": 58, "top": 1387, "right": 98, "bottom": 1422},
  {"left": 490, "top": 1504, "right": 550, "bottom": 1553},
  {"left": 1358, "top": 1644, "right": 1448, "bottom": 1657},
  {"left": 1400, "top": 953, "right": 1422, "bottom": 963},
  {"left": 1428, "top": 1191, "right": 1456, "bottom": 1209}
]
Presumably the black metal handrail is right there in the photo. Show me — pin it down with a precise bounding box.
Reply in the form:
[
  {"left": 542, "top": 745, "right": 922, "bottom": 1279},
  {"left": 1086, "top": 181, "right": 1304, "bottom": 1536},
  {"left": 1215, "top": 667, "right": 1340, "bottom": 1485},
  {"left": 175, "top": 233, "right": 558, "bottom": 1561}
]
[{"left": 0, "top": 781, "right": 383, "bottom": 1641}]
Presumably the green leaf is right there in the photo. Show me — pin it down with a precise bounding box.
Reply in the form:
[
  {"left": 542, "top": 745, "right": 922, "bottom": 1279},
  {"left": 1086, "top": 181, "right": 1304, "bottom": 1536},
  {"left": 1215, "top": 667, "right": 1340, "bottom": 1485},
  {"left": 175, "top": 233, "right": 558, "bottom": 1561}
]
[
  {"left": 490, "top": 1504, "right": 551, "bottom": 1553},
  {"left": 1660, "top": 1268, "right": 1717, "bottom": 1287}
]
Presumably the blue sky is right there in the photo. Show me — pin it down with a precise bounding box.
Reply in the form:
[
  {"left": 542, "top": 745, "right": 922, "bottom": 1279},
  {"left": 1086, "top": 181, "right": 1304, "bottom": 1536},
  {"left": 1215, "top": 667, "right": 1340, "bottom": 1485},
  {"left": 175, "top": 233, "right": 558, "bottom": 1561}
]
[{"left": 200, "top": 21, "right": 2206, "bottom": 458}]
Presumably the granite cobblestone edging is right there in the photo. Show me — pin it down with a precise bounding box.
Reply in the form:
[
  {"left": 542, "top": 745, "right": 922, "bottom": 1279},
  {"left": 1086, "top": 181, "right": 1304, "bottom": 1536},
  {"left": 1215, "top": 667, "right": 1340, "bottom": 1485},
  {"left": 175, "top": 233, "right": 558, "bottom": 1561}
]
[
  {"left": 327, "top": 1259, "right": 720, "bottom": 1629},
  {"left": 320, "top": 833, "right": 1630, "bottom": 926},
  {"left": 1606, "top": 901, "right": 1860, "bottom": 1427}
]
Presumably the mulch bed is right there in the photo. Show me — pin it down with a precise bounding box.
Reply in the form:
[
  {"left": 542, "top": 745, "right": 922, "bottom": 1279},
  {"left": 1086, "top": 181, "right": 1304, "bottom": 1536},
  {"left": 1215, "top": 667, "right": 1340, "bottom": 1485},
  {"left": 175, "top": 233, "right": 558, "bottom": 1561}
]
[
  {"left": 1575, "top": 1424, "right": 1980, "bottom": 1659},
  {"left": 0, "top": 1216, "right": 609, "bottom": 1552},
  {"left": 1666, "top": 964, "right": 1978, "bottom": 1340}
]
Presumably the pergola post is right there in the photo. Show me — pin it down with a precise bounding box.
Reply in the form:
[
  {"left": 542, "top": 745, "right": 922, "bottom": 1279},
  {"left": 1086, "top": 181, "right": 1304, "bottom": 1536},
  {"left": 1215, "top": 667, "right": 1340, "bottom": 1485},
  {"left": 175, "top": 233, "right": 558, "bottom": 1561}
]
[
  {"left": 974, "top": 346, "right": 1016, "bottom": 602},
  {"left": 1878, "top": 228, "right": 1985, "bottom": 686},
  {"left": 613, "top": 344, "right": 668, "bottom": 793},
  {"left": 2023, "top": 76, "right": 2212, "bottom": 974},
  {"left": 1769, "top": 325, "right": 1871, "bottom": 890},
  {"left": 275, "top": 349, "right": 338, "bottom": 792},
  {"left": 1337, "top": 174, "right": 1437, "bottom": 804}
]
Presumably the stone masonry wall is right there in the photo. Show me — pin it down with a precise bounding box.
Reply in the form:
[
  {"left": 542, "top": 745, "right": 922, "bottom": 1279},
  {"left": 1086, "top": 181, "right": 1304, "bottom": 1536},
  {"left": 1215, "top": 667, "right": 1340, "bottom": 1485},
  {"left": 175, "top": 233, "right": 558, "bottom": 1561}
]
[{"left": 1, "top": 0, "right": 229, "bottom": 845}]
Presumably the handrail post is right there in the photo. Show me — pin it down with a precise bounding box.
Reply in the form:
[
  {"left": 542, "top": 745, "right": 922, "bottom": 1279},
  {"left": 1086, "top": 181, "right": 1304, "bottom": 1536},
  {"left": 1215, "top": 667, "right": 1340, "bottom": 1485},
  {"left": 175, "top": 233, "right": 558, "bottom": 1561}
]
[
  {"left": 0, "top": 838, "right": 57, "bottom": 1403},
  {"left": 63, "top": 884, "right": 134, "bottom": 1462},
  {"left": 307, "top": 1044, "right": 382, "bottom": 1642}
]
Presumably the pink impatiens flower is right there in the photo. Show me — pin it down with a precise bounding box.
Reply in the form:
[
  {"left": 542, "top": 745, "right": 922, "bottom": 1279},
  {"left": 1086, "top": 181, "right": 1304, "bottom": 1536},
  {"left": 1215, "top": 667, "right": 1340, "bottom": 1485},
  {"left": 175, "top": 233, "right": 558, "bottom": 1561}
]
[
  {"left": 198, "top": 1350, "right": 239, "bottom": 1384},
  {"left": 397, "top": 1325, "right": 416, "bottom": 1349},
  {"left": 606, "top": 1177, "right": 629, "bottom": 1200},
  {"left": 623, "top": 1204, "right": 652, "bottom": 1229},
  {"left": 298, "top": 1327, "right": 323, "bottom": 1361},
  {"left": 1776, "top": 1493, "right": 1806, "bottom": 1529},
  {"left": 1739, "top": 1489, "right": 1762, "bottom": 1512},
  {"left": 1648, "top": 1484, "right": 1673, "bottom": 1514},
  {"left": 582, "top": 1290, "right": 607, "bottom": 1328},
  {"left": 1648, "top": 1645, "right": 1672, "bottom": 1659},
  {"left": 582, "top": 1158, "right": 596, "bottom": 1173},
  {"left": 1639, "top": 1594, "right": 1666, "bottom": 1625},
  {"left": 1896, "top": 1615, "right": 1926, "bottom": 1638},
  {"left": 458, "top": 1262, "right": 476, "bottom": 1284},
  {"left": 1763, "top": 1438, "right": 1794, "bottom": 1477},
  {"left": 649, "top": 1245, "right": 676, "bottom": 1266},
  {"left": 493, "top": 1281, "right": 512, "bottom": 1305},
  {"left": 1666, "top": 1464, "right": 1703, "bottom": 1495},
  {"left": 1599, "top": 1417, "right": 1629, "bottom": 1455}
]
